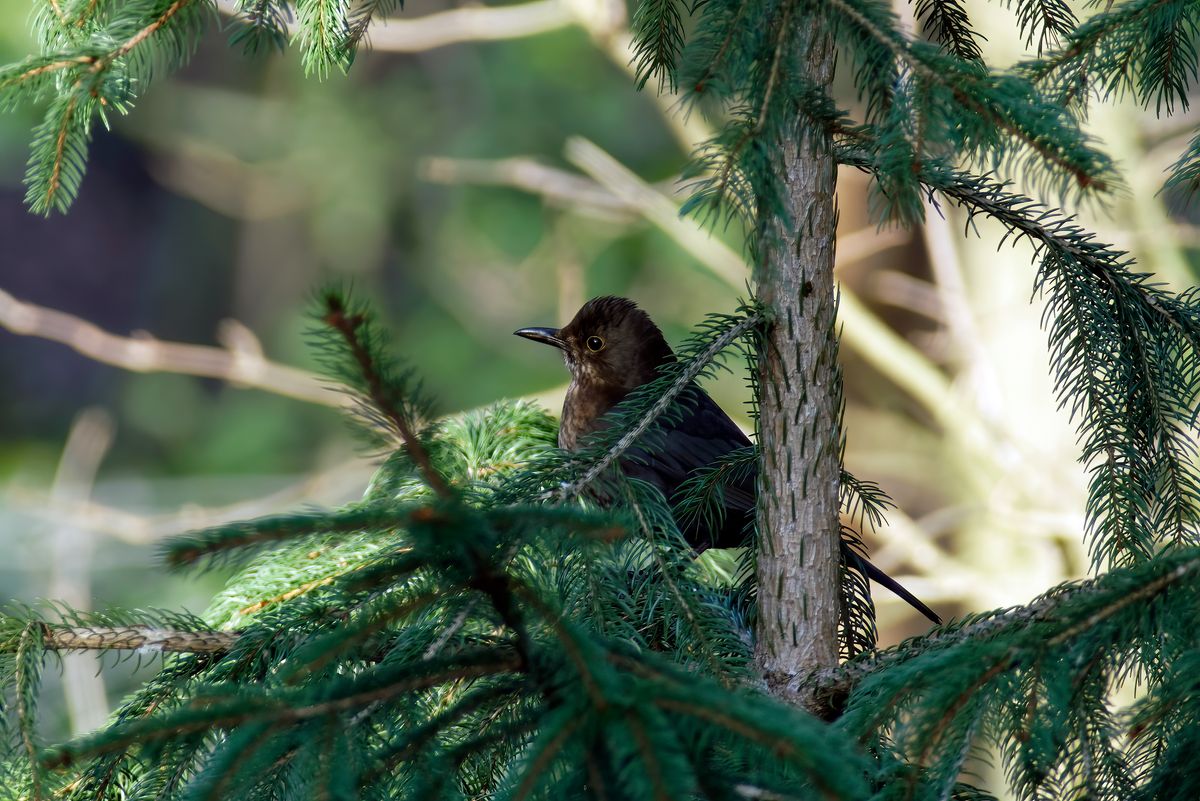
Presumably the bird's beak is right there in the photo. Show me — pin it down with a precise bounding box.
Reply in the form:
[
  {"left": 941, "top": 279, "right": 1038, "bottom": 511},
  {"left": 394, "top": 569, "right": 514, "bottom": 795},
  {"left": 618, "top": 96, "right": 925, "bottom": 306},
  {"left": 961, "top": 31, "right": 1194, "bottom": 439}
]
[{"left": 514, "top": 327, "right": 565, "bottom": 349}]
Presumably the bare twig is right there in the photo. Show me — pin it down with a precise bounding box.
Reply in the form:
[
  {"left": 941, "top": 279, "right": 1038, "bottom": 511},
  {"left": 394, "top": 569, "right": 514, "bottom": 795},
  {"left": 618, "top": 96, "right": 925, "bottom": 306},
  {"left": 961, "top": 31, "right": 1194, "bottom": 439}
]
[
  {"left": 419, "top": 156, "right": 636, "bottom": 218},
  {"left": 367, "top": 0, "right": 573, "bottom": 51},
  {"left": 49, "top": 409, "right": 115, "bottom": 735},
  {"left": 215, "top": 0, "right": 573, "bottom": 51},
  {"left": 0, "top": 287, "right": 346, "bottom": 410},
  {"left": 10, "top": 456, "right": 373, "bottom": 544},
  {"left": 565, "top": 136, "right": 749, "bottom": 288}
]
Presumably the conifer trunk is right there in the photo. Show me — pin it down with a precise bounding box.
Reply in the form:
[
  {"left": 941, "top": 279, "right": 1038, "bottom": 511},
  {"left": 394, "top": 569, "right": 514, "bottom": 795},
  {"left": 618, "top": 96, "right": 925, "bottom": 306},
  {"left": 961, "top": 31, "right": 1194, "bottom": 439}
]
[{"left": 754, "top": 23, "right": 841, "bottom": 713}]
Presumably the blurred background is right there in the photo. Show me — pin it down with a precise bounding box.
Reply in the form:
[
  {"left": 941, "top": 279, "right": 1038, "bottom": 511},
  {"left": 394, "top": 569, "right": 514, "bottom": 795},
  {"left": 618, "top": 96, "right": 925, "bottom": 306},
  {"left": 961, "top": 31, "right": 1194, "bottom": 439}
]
[{"left": 1, "top": 0, "right": 1197, "bottom": 743}]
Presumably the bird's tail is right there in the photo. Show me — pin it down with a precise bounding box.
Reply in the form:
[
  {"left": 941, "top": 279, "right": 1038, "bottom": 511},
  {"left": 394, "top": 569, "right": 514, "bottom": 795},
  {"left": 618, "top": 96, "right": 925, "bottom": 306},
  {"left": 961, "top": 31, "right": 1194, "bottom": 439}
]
[{"left": 853, "top": 554, "right": 942, "bottom": 625}]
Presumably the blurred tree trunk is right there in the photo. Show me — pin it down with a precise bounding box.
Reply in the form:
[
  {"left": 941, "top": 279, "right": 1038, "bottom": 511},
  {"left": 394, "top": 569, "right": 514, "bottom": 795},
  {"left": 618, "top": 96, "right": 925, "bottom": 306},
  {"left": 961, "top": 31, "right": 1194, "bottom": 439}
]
[{"left": 754, "top": 23, "right": 842, "bottom": 714}]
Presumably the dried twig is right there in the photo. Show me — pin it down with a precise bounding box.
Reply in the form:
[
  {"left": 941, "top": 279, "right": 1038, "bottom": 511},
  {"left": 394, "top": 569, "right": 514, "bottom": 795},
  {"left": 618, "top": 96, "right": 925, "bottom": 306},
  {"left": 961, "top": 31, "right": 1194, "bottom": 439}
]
[
  {"left": 0, "top": 287, "right": 346, "bottom": 410},
  {"left": 215, "top": 0, "right": 573, "bottom": 51},
  {"left": 10, "top": 457, "right": 373, "bottom": 544},
  {"left": 48, "top": 409, "right": 115, "bottom": 735}
]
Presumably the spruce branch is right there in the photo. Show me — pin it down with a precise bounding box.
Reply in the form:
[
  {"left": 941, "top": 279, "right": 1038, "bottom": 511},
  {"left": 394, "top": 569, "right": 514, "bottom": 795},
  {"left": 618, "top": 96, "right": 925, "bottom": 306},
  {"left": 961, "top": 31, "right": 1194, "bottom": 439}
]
[
  {"left": 318, "top": 291, "right": 452, "bottom": 499},
  {"left": 630, "top": 0, "right": 685, "bottom": 92},
  {"left": 163, "top": 505, "right": 416, "bottom": 570},
  {"left": 836, "top": 543, "right": 1200, "bottom": 799},
  {"left": 811, "top": 548, "right": 1200, "bottom": 703},
  {"left": 829, "top": 0, "right": 1113, "bottom": 192},
  {"left": 46, "top": 0, "right": 68, "bottom": 25},
  {"left": 1163, "top": 127, "right": 1200, "bottom": 196},
  {"left": 341, "top": 0, "right": 400, "bottom": 57},
  {"left": 673, "top": 445, "right": 756, "bottom": 536},
  {"left": 604, "top": 648, "right": 869, "bottom": 799},
  {"left": 840, "top": 470, "right": 894, "bottom": 533},
  {"left": 39, "top": 625, "right": 238, "bottom": 654},
  {"left": 0, "top": 608, "right": 242, "bottom": 658},
  {"left": 11, "top": 0, "right": 216, "bottom": 213},
  {"left": 227, "top": 0, "right": 289, "bottom": 54},
  {"left": 754, "top": 1, "right": 792, "bottom": 138},
  {"left": 622, "top": 486, "right": 739, "bottom": 687},
  {"left": 42, "top": 94, "right": 77, "bottom": 211},
  {"left": 43, "top": 652, "right": 525, "bottom": 768},
  {"left": 1009, "top": 0, "right": 1077, "bottom": 54},
  {"left": 1021, "top": 0, "right": 1180, "bottom": 86},
  {"left": 506, "top": 710, "right": 583, "bottom": 801},
  {"left": 622, "top": 708, "right": 677, "bottom": 801},
  {"left": 686, "top": 0, "right": 749, "bottom": 95},
  {"left": 294, "top": 0, "right": 349, "bottom": 77},
  {"left": 26, "top": 92, "right": 91, "bottom": 215},
  {"left": 72, "top": 0, "right": 106, "bottom": 29},
  {"left": 15, "top": 623, "right": 44, "bottom": 801},
  {"left": 842, "top": 148, "right": 1200, "bottom": 565},
  {"left": 912, "top": 0, "right": 983, "bottom": 63},
  {"left": 109, "top": 0, "right": 199, "bottom": 61},
  {"left": 0, "top": 55, "right": 96, "bottom": 102},
  {"left": 362, "top": 678, "right": 525, "bottom": 779}
]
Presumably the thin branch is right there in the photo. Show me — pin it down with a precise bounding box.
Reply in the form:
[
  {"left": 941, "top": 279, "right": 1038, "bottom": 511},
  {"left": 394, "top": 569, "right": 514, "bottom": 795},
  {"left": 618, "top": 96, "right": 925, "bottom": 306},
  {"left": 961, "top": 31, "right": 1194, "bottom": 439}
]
[
  {"left": 368, "top": 0, "right": 572, "bottom": 51},
  {"left": 0, "top": 56, "right": 95, "bottom": 91},
  {"left": 564, "top": 136, "right": 748, "bottom": 287},
  {"left": 110, "top": 0, "right": 195, "bottom": 60},
  {"left": 8, "top": 456, "right": 372, "bottom": 544},
  {"left": 215, "top": 0, "right": 573, "bottom": 51},
  {"left": 49, "top": 408, "right": 114, "bottom": 735},
  {"left": 423, "top": 151, "right": 907, "bottom": 268},
  {"left": 419, "top": 155, "right": 638, "bottom": 218},
  {"left": 38, "top": 625, "right": 238, "bottom": 654},
  {"left": 0, "top": 287, "right": 347, "bottom": 409}
]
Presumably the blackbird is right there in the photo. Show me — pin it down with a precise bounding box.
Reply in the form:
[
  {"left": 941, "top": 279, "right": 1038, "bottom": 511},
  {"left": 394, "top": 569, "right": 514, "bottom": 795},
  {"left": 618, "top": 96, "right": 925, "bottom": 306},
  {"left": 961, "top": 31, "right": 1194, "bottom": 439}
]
[{"left": 516, "top": 295, "right": 940, "bottom": 624}]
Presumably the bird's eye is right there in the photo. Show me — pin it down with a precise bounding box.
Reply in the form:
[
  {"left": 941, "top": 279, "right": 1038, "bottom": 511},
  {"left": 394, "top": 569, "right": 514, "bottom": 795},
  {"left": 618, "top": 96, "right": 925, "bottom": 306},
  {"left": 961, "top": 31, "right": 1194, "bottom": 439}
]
[{"left": 586, "top": 335, "right": 605, "bottom": 352}]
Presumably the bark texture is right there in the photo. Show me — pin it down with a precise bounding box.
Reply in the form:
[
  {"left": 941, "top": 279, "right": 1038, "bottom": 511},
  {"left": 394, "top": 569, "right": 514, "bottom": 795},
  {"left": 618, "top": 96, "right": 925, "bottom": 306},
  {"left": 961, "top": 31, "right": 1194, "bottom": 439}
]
[
  {"left": 754, "top": 22, "right": 842, "bottom": 713},
  {"left": 43, "top": 626, "right": 237, "bottom": 654}
]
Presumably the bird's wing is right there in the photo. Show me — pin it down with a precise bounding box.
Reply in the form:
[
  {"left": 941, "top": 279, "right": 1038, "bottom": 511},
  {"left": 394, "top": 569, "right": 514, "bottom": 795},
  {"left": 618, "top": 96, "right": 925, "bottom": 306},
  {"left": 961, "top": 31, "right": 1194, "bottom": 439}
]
[{"left": 621, "top": 385, "right": 756, "bottom": 512}]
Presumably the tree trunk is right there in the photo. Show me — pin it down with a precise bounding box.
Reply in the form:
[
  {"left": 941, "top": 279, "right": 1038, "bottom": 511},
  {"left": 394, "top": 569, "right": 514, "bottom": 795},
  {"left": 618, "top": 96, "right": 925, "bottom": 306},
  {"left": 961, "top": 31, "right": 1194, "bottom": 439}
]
[{"left": 754, "top": 22, "right": 842, "bottom": 714}]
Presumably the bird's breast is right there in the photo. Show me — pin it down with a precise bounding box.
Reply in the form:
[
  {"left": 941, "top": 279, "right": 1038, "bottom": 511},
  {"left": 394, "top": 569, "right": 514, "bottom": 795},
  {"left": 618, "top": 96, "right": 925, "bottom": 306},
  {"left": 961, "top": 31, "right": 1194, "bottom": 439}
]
[{"left": 559, "top": 380, "right": 627, "bottom": 450}]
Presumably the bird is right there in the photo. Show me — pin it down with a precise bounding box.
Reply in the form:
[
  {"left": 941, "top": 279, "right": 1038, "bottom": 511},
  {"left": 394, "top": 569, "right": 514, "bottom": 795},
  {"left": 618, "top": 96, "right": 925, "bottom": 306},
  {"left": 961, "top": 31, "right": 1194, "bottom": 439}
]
[{"left": 515, "top": 295, "right": 940, "bottom": 625}]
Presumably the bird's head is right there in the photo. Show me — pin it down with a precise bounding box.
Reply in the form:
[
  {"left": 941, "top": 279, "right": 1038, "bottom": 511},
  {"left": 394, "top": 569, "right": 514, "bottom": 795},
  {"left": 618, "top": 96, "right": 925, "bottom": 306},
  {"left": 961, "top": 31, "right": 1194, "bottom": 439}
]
[{"left": 515, "top": 296, "right": 674, "bottom": 391}]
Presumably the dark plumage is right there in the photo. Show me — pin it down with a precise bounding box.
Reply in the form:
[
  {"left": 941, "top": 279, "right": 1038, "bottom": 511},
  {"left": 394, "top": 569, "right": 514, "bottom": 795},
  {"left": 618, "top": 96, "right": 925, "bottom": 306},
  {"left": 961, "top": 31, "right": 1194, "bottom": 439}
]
[{"left": 516, "top": 296, "right": 940, "bottom": 624}]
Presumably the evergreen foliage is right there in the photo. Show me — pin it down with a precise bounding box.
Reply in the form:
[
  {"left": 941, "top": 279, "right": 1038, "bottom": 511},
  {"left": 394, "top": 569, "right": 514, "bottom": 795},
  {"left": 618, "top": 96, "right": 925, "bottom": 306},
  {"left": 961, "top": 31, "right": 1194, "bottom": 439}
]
[
  {"left": 0, "top": 292, "right": 877, "bottom": 800},
  {"left": 0, "top": 0, "right": 1193, "bottom": 216},
  {"left": 5, "top": 1, "right": 1200, "bottom": 800}
]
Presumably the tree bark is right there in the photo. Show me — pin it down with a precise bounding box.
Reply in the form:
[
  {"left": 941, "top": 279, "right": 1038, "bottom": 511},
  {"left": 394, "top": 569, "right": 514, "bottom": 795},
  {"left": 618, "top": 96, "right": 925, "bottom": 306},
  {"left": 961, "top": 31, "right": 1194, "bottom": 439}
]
[{"left": 754, "top": 22, "right": 842, "bottom": 714}]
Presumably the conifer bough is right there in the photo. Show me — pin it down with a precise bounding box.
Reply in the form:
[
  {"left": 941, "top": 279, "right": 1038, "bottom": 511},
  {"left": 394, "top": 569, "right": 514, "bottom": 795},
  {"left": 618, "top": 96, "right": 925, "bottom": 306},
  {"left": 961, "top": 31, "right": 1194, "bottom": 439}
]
[{"left": 6, "top": 0, "right": 1200, "bottom": 799}]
